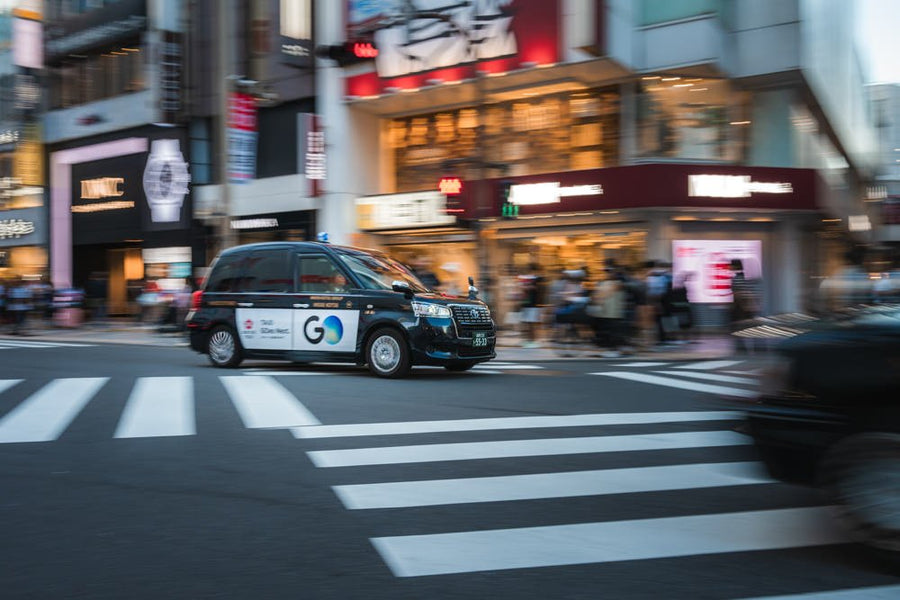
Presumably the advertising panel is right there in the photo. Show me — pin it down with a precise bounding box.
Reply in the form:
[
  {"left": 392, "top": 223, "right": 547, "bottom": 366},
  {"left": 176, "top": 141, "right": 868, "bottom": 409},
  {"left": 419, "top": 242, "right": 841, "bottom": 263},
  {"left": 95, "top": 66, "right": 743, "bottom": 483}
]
[
  {"left": 227, "top": 93, "right": 258, "bottom": 183},
  {"left": 672, "top": 240, "right": 762, "bottom": 304},
  {"left": 345, "top": 0, "right": 560, "bottom": 96}
]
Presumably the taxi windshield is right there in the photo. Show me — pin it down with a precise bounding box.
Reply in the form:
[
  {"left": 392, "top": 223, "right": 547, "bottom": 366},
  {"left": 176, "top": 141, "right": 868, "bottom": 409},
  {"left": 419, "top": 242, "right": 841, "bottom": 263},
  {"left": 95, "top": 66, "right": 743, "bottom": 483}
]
[{"left": 337, "top": 251, "right": 430, "bottom": 293}]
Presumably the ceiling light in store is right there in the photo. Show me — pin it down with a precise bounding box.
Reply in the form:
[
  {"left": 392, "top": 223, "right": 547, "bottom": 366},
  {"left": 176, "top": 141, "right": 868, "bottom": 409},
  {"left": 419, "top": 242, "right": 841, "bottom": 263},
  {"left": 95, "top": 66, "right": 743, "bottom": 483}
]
[
  {"left": 689, "top": 87, "right": 708, "bottom": 92},
  {"left": 711, "top": 217, "right": 736, "bottom": 221},
  {"left": 748, "top": 217, "right": 774, "bottom": 222},
  {"left": 673, "top": 83, "right": 694, "bottom": 88},
  {"left": 122, "top": 48, "right": 140, "bottom": 52},
  {"left": 599, "top": 210, "right": 619, "bottom": 214},
  {"left": 642, "top": 75, "right": 661, "bottom": 80},
  {"left": 730, "top": 120, "right": 752, "bottom": 126},
  {"left": 686, "top": 78, "right": 704, "bottom": 82},
  {"left": 672, "top": 216, "right": 697, "bottom": 221},
  {"left": 661, "top": 76, "right": 681, "bottom": 81}
]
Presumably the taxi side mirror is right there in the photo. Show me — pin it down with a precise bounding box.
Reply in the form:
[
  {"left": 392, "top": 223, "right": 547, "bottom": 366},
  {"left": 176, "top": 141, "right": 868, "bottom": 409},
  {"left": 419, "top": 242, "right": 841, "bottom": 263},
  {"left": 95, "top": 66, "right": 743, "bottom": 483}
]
[{"left": 392, "top": 280, "right": 414, "bottom": 298}]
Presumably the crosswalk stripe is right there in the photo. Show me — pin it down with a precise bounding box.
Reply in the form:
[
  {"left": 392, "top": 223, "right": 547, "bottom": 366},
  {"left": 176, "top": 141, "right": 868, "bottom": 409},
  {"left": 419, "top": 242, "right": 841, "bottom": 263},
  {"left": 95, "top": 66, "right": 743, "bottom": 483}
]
[
  {"left": 615, "top": 362, "right": 669, "bottom": 367},
  {"left": 307, "top": 430, "right": 750, "bottom": 468},
  {"left": 654, "top": 370, "right": 758, "bottom": 386},
  {"left": 738, "top": 585, "right": 900, "bottom": 600},
  {"left": 0, "top": 379, "right": 23, "bottom": 394},
  {"left": 293, "top": 411, "right": 740, "bottom": 439},
  {"left": 0, "top": 339, "right": 92, "bottom": 348},
  {"left": 221, "top": 375, "right": 321, "bottom": 428},
  {"left": 334, "top": 461, "right": 771, "bottom": 509},
  {"left": 370, "top": 506, "right": 846, "bottom": 577},
  {"left": 592, "top": 372, "right": 757, "bottom": 398},
  {"left": 114, "top": 377, "right": 195, "bottom": 439},
  {"left": 674, "top": 360, "right": 743, "bottom": 370},
  {"left": 0, "top": 378, "right": 109, "bottom": 443}
]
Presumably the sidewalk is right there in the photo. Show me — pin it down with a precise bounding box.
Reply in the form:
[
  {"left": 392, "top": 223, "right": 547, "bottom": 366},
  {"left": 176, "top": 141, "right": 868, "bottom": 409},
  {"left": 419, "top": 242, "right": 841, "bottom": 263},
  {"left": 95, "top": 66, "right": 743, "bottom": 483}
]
[
  {"left": 1, "top": 320, "right": 743, "bottom": 362},
  {"left": 494, "top": 331, "right": 739, "bottom": 362}
]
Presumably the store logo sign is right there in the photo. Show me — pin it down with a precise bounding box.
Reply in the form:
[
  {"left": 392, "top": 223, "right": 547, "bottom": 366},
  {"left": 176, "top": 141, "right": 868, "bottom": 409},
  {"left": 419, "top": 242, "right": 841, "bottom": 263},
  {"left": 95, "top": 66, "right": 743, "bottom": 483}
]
[
  {"left": 81, "top": 177, "right": 124, "bottom": 199},
  {"left": 509, "top": 182, "right": 604, "bottom": 206},
  {"left": 0, "top": 219, "right": 35, "bottom": 239},
  {"left": 688, "top": 175, "right": 793, "bottom": 198}
]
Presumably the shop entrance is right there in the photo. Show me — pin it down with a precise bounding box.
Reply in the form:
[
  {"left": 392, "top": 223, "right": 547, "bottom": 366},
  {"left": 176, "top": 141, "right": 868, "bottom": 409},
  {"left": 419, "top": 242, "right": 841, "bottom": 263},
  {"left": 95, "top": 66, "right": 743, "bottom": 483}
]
[
  {"left": 73, "top": 245, "right": 143, "bottom": 317},
  {"left": 492, "top": 228, "right": 648, "bottom": 329}
]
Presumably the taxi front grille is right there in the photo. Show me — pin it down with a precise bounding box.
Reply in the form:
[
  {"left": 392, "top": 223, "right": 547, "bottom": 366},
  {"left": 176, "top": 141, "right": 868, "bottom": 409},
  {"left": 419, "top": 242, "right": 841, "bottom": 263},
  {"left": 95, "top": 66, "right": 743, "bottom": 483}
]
[{"left": 450, "top": 305, "right": 492, "bottom": 326}]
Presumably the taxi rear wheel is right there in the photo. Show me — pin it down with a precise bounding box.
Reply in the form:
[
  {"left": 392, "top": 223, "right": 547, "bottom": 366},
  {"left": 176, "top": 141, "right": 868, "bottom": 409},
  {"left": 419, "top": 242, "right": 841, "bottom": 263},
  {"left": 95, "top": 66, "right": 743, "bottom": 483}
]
[
  {"left": 366, "top": 328, "right": 411, "bottom": 378},
  {"left": 207, "top": 325, "right": 243, "bottom": 368}
]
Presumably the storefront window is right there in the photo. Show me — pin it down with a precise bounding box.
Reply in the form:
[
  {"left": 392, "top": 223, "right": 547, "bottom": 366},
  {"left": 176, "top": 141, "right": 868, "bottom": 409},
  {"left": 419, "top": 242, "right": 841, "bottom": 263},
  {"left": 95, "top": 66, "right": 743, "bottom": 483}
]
[
  {"left": 637, "top": 76, "right": 747, "bottom": 162},
  {"left": 391, "top": 87, "right": 620, "bottom": 192},
  {"left": 49, "top": 42, "right": 145, "bottom": 109}
]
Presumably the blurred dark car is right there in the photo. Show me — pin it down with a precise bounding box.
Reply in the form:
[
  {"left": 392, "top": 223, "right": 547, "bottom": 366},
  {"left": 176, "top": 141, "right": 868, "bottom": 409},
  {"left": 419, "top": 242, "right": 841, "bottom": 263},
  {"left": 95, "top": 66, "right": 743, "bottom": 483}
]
[{"left": 741, "top": 307, "right": 900, "bottom": 561}]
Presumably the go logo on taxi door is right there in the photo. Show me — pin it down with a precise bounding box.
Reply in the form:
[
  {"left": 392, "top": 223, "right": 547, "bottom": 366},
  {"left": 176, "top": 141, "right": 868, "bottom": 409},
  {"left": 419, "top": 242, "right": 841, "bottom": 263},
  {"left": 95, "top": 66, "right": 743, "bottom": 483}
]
[{"left": 303, "top": 315, "right": 344, "bottom": 345}]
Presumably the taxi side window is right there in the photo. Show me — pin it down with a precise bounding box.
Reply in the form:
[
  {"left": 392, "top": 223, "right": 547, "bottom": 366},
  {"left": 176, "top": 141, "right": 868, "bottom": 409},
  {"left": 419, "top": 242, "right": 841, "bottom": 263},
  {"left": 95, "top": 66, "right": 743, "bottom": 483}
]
[
  {"left": 296, "top": 255, "right": 349, "bottom": 294},
  {"left": 205, "top": 254, "right": 245, "bottom": 293},
  {"left": 240, "top": 250, "right": 292, "bottom": 293}
]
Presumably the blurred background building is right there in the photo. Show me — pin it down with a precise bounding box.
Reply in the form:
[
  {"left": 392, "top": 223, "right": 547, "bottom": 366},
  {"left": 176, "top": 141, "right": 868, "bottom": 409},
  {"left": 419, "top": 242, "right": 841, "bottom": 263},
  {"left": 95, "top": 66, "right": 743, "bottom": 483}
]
[
  {"left": 0, "top": 0, "right": 889, "bottom": 323},
  {"left": 318, "top": 0, "right": 881, "bottom": 326}
]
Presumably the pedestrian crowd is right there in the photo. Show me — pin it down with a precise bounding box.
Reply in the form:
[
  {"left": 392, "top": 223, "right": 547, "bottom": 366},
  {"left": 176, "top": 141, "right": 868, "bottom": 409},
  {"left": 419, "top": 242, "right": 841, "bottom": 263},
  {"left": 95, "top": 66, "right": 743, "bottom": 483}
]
[
  {"left": 0, "top": 276, "right": 54, "bottom": 335},
  {"left": 507, "top": 258, "right": 762, "bottom": 356}
]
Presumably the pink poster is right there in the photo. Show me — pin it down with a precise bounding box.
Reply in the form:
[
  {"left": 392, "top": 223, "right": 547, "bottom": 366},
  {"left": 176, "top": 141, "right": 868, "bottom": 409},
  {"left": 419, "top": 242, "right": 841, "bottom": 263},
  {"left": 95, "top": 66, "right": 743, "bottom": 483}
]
[{"left": 672, "top": 240, "right": 762, "bottom": 304}]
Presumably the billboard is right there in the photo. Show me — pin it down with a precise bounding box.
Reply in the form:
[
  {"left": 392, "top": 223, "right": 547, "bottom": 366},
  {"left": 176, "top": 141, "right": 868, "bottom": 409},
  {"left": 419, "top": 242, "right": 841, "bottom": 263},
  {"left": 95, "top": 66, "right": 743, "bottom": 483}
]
[{"left": 672, "top": 240, "right": 762, "bottom": 304}]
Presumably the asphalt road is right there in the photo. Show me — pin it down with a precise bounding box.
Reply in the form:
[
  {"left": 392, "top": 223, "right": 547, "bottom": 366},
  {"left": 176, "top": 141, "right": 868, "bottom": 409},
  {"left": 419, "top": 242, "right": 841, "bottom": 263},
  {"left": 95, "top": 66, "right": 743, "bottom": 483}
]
[{"left": 1, "top": 340, "right": 898, "bottom": 599}]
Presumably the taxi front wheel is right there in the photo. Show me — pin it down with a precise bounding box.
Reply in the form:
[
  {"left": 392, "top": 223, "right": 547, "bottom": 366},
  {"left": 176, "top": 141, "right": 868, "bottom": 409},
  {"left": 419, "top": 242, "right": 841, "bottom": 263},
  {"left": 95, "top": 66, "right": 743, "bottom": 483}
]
[
  {"left": 366, "top": 328, "right": 411, "bottom": 378},
  {"left": 207, "top": 325, "right": 243, "bottom": 368}
]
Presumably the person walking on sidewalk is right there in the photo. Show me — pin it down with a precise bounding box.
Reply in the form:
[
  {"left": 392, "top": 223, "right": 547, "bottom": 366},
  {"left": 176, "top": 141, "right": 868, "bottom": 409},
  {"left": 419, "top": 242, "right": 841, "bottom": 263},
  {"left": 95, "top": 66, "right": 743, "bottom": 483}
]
[
  {"left": 7, "top": 277, "right": 34, "bottom": 335},
  {"left": 518, "top": 264, "right": 546, "bottom": 348}
]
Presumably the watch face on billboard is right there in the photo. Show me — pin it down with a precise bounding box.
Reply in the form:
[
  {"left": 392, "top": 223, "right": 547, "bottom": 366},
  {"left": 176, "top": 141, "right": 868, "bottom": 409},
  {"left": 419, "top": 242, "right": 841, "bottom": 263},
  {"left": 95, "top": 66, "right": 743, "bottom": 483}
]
[{"left": 672, "top": 240, "right": 762, "bottom": 304}]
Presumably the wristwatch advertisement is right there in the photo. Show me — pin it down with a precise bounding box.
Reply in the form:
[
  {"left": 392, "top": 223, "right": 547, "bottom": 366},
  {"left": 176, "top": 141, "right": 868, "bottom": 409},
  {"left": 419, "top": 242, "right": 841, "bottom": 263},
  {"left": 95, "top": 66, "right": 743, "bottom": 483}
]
[{"left": 143, "top": 139, "right": 190, "bottom": 223}]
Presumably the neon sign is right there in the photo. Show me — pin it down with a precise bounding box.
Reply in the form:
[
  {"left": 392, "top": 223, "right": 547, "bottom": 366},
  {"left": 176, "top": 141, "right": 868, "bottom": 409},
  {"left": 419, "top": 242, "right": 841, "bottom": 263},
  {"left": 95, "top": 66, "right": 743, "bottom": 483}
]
[{"left": 439, "top": 177, "right": 462, "bottom": 195}]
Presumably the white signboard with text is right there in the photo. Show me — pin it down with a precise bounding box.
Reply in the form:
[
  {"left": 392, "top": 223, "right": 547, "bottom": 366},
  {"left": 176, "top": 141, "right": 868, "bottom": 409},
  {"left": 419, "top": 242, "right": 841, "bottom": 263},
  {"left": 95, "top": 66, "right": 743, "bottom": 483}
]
[{"left": 357, "top": 191, "right": 456, "bottom": 230}]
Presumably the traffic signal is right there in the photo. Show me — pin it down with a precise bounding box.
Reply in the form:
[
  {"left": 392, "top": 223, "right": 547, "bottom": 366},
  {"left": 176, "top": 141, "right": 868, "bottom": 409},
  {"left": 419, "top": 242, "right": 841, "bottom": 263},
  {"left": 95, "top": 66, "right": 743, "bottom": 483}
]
[
  {"left": 499, "top": 180, "right": 518, "bottom": 218},
  {"left": 315, "top": 40, "right": 378, "bottom": 67}
]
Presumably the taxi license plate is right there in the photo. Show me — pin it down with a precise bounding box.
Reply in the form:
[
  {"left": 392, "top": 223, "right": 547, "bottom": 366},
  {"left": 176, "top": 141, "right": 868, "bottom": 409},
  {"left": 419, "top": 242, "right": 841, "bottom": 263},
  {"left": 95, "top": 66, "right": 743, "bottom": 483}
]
[{"left": 472, "top": 332, "right": 488, "bottom": 347}]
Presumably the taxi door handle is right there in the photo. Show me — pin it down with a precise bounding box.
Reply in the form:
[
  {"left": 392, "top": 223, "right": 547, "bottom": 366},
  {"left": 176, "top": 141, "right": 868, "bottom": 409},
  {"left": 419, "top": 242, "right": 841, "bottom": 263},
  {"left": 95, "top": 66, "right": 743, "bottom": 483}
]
[
  {"left": 237, "top": 302, "right": 253, "bottom": 307},
  {"left": 293, "top": 303, "right": 310, "bottom": 308}
]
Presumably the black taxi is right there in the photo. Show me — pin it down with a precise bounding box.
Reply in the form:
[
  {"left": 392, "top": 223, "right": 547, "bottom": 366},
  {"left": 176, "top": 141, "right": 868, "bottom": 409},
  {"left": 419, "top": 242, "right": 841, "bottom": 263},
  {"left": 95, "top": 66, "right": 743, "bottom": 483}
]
[{"left": 185, "top": 242, "right": 496, "bottom": 377}]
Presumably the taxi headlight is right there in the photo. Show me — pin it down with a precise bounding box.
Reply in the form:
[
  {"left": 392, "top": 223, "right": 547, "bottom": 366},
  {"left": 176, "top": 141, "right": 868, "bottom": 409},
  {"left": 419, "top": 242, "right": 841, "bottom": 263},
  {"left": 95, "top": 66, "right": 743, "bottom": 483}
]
[{"left": 412, "top": 302, "right": 451, "bottom": 319}]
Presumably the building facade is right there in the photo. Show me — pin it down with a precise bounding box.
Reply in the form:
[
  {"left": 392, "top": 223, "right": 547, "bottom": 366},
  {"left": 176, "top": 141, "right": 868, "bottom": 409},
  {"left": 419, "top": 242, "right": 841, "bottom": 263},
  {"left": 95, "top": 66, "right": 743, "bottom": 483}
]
[
  {"left": 316, "top": 0, "right": 879, "bottom": 325},
  {"left": 0, "top": 4, "right": 47, "bottom": 282}
]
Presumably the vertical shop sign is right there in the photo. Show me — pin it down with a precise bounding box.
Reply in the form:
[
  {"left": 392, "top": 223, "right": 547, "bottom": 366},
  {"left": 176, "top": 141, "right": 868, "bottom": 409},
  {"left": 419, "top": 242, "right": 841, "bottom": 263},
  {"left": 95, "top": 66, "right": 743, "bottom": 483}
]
[
  {"left": 227, "top": 92, "right": 258, "bottom": 183},
  {"left": 304, "top": 113, "right": 325, "bottom": 197},
  {"left": 158, "top": 30, "right": 183, "bottom": 124}
]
